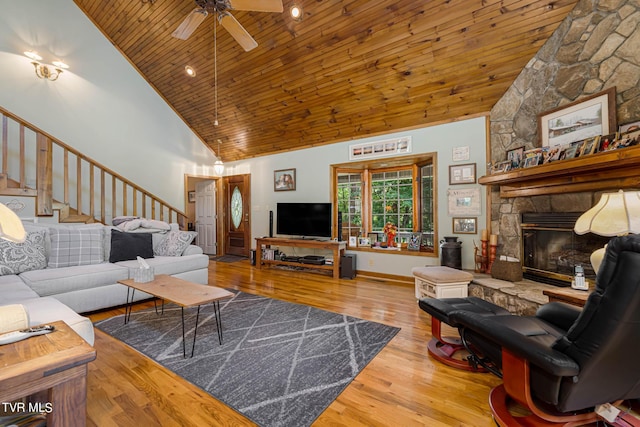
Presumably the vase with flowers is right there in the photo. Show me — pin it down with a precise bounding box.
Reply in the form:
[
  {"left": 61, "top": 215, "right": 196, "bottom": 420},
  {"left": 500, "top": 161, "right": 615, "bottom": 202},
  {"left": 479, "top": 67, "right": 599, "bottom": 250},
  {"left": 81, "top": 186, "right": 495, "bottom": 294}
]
[{"left": 383, "top": 222, "right": 397, "bottom": 248}]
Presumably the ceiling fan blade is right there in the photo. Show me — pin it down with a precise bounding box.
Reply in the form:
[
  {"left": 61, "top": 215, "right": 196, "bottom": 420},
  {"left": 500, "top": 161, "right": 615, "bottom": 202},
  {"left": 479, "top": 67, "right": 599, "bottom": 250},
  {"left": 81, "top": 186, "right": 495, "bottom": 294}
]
[
  {"left": 219, "top": 12, "right": 258, "bottom": 52},
  {"left": 172, "top": 8, "right": 208, "bottom": 40},
  {"left": 228, "top": 0, "right": 283, "bottom": 13}
]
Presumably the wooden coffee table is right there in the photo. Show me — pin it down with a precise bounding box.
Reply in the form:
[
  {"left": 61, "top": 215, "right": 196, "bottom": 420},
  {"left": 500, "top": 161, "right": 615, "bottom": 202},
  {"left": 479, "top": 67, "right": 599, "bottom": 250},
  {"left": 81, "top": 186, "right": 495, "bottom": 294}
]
[
  {"left": 0, "top": 320, "right": 96, "bottom": 427},
  {"left": 118, "top": 275, "right": 233, "bottom": 357}
]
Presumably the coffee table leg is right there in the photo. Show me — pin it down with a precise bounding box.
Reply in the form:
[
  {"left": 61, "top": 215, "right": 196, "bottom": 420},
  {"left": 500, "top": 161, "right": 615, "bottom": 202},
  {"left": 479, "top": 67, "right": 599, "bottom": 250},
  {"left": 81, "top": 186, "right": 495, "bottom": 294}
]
[
  {"left": 213, "top": 300, "right": 223, "bottom": 345},
  {"left": 153, "top": 298, "right": 166, "bottom": 315},
  {"left": 190, "top": 305, "right": 201, "bottom": 358},
  {"left": 124, "top": 287, "right": 136, "bottom": 324},
  {"left": 180, "top": 306, "right": 202, "bottom": 358}
]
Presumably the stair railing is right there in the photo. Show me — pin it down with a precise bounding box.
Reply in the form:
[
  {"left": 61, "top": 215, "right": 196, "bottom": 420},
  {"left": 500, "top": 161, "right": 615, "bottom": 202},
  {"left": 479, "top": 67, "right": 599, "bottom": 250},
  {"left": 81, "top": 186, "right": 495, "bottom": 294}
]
[{"left": 1, "top": 107, "right": 186, "bottom": 227}]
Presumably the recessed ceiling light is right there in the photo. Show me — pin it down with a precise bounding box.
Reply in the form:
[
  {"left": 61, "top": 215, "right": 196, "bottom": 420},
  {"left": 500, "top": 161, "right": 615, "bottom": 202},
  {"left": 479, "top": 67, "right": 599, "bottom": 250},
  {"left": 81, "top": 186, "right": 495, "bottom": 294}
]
[
  {"left": 185, "top": 65, "right": 196, "bottom": 77},
  {"left": 290, "top": 5, "right": 302, "bottom": 20}
]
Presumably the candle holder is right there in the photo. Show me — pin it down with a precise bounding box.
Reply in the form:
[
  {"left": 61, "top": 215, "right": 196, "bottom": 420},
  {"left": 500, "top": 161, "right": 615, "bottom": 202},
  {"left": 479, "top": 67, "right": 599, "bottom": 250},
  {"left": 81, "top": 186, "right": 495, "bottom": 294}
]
[
  {"left": 487, "top": 244, "right": 498, "bottom": 274},
  {"left": 481, "top": 238, "right": 489, "bottom": 272},
  {"left": 475, "top": 239, "right": 489, "bottom": 273}
]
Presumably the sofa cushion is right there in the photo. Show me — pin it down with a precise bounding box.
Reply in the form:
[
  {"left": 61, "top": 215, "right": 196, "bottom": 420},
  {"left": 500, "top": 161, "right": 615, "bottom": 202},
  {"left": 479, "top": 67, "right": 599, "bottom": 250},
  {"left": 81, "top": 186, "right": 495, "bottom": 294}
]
[
  {"left": 154, "top": 231, "right": 197, "bottom": 256},
  {"left": 19, "top": 263, "right": 130, "bottom": 297},
  {"left": 0, "top": 230, "right": 47, "bottom": 275},
  {"left": 23, "top": 222, "right": 104, "bottom": 261},
  {"left": 0, "top": 274, "right": 40, "bottom": 302},
  {"left": 115, "top": 253, "right": 209, "bottom": 277},
  {"left": 109, "top": 230, "right": 154, "bottom": 262},
  {"left": 48, "top": 227, "right": 104, "bottom": 268}
]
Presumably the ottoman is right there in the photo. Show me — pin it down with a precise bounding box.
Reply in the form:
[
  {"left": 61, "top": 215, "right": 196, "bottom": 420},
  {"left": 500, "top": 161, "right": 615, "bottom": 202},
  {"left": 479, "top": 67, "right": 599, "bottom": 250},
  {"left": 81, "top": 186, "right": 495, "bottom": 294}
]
[
  {"left": 418, "top": 296, "right": 510, "bottom": 371},
  {"left": 412, "top": 266, "right": 473, "bottom": 299}
]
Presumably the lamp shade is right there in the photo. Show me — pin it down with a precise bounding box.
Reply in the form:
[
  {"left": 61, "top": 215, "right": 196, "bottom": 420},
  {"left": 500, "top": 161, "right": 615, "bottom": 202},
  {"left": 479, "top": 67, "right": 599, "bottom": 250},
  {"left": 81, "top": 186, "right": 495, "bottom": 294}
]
[
  {"left": 0, "top": 203, "right": 26, "bottom": 243},
  {"left": 574, "top": 190, "right": 640, "bottom": 236}
]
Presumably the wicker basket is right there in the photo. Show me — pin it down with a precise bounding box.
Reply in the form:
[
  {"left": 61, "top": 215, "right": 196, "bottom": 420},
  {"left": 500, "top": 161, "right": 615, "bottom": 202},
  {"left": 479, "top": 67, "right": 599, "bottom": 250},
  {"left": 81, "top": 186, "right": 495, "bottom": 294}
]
[{"left": 491, "top": 258, "right": 523, "bottom": 282}]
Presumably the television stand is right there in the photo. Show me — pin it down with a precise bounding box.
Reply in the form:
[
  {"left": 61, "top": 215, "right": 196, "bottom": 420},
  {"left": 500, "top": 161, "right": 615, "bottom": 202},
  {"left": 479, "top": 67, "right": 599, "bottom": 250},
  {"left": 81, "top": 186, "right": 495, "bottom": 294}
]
[{"left": 255, "top": 237, "right": 346, "bottom": 279}]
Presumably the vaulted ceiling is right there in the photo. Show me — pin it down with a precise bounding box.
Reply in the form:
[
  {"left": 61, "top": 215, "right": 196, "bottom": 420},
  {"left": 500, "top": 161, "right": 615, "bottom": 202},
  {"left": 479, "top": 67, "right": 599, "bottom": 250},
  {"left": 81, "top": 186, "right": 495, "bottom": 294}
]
[{"left": 74, "top": 0, "right": 579, "bottom": 162}]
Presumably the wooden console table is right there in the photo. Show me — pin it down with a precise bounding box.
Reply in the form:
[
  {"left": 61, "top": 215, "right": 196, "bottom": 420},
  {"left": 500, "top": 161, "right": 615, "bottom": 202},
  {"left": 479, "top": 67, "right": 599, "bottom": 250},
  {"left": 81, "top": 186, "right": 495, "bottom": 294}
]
[
  {"left": 0, "top": 321, "right": 96, "bottom": 426},
  {"left": 255, "top": 237, "right": 346, "bottom": 279}
]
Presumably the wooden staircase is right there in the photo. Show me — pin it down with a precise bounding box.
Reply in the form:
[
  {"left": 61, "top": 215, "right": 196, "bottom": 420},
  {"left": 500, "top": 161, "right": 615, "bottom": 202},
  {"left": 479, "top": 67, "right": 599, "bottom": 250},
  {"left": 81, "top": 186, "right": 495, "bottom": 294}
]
[{"left": 1, "top": 107, "right": 187, "bottom": 226}]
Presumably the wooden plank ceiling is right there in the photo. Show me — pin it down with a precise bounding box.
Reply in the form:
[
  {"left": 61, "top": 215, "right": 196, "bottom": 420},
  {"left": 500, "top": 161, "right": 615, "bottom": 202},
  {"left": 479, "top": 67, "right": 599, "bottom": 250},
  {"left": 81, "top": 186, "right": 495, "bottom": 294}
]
[{"left": 74, "top": 0, "right": 578, "bottom": 162}]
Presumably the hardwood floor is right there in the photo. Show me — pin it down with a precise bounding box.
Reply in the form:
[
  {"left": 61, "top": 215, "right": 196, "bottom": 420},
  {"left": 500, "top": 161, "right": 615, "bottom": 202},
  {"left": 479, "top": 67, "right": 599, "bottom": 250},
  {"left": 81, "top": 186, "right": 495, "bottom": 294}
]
[{"left": 86, "top": 260, "right": 501, "bottom": 426}]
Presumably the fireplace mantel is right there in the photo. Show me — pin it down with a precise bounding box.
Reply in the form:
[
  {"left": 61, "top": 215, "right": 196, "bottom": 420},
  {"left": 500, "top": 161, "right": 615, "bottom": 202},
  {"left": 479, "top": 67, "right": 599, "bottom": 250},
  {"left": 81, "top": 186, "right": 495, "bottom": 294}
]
[{"left": 479, "top": 145, "right": 640, "bottom": 197}]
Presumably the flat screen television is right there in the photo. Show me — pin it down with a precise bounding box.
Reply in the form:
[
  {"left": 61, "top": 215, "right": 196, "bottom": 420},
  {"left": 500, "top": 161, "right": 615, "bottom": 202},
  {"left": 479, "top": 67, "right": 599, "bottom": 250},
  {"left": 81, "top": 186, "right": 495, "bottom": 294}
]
[{"left": 276, "top": 202, "right": 332, "bottom": 239}]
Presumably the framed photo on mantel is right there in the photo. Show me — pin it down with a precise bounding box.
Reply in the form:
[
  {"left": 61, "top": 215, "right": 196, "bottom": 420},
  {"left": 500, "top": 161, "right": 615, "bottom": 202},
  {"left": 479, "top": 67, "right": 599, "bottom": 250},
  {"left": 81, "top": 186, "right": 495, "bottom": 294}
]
[{"left": 538, "top": 87, "right": 616, "bottom": 147}]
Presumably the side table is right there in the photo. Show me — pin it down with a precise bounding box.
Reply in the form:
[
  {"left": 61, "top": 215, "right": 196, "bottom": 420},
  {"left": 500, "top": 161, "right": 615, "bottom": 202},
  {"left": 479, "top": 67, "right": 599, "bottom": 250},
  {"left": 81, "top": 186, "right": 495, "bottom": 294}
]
[
  {"left": 543, "top": 287, "right": 590, "bottom": 307},
  {"left": 0, "top": 320, "right": 96, "bottom": 427}
]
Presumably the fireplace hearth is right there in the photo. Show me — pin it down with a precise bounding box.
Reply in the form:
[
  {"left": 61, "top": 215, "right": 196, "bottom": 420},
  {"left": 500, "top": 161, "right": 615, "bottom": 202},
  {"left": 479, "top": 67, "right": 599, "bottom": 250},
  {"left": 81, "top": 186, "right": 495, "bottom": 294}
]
[{"left": 521, "top": 213, "right": 609, "bottom": 287}]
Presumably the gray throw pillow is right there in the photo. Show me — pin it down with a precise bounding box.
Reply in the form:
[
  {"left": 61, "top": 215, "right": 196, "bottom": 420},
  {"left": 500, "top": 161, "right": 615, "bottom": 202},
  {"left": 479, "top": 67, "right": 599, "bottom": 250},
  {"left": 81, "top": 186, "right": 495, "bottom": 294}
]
[
  {"left": 154, "top": 231, "right": 197, "bottom": 256},
  {"left": 48, "top": 227, "right": 104, "bottom": 268},
  {"left": 0, "top": 230, "right": 47, "bottom": 275}
]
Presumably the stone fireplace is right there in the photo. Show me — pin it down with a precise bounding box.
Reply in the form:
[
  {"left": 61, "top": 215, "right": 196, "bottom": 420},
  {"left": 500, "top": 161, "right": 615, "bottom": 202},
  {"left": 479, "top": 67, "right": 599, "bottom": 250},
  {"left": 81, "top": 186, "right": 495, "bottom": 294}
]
[{"left": 487, "top": 0, "right": 640, "bottom": 268}]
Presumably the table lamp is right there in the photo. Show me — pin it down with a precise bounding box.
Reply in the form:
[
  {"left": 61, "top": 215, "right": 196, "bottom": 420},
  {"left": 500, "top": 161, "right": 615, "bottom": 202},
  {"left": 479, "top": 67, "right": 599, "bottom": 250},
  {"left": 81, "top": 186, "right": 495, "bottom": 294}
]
[
  {"left": 0, "top": 203, "right": 26, "bottom": 243},
  {"left": 574, "top": 190, "right": 640, "bottom": 273}
]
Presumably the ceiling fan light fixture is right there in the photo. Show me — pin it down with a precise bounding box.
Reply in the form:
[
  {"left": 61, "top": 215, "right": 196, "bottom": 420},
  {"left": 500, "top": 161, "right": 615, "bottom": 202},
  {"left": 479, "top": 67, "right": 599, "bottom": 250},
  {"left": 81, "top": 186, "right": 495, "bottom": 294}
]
[
  {"left": 290, "top": 4, "right": 303, "bottom": 20},
  {"left": 185, "top": 65, "right": 196, "bottom": 77}
]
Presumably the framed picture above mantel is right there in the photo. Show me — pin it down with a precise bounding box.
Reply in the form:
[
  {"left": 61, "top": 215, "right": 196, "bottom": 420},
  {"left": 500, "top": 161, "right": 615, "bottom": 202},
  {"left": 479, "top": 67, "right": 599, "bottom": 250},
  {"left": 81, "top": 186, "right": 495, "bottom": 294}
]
[{"left": 537, "top": 87, "right": 616, "bottom": 148}]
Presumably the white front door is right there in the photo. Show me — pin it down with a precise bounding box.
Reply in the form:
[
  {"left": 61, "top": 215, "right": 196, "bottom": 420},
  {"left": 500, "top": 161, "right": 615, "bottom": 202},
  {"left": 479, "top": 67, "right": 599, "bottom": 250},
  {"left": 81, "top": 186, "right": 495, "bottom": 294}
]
[{"left": 195, "top": 180, "right": 216, "bottom": 255}]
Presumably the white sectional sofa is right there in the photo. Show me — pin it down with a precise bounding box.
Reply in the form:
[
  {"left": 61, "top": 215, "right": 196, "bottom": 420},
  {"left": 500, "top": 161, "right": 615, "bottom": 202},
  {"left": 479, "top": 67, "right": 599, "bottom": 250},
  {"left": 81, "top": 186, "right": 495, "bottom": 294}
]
[{"left": 0, "top": 221, "right": 209, "bottom": 345}]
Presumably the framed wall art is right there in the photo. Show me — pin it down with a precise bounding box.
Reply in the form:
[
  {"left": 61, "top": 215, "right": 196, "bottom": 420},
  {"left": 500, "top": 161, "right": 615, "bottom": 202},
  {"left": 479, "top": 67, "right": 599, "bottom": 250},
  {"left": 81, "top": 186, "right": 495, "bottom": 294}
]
[
  {"left": 538, "top": 87, "right": 616, "bottom": 147},
  {"left": 452, "top": 217, "right": 477, "bottom": 234},
  {"left": 449, "top": 163, "right": 476, "bottom": 185},
  {"left": 447, "top": 188, "right": 481, "bottom": 216},
  {"left": 188, "top": 191, "right": 196, "bottom": 203},
  {"left": 274, "top": 168, "right": 296, "bottom": 191}
]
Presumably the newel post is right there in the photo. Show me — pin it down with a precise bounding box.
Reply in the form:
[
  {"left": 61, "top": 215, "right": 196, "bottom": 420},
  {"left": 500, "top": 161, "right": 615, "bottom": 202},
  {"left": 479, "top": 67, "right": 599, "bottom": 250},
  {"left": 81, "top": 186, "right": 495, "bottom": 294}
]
[{"left": 36, "top": 133, "right": 53, "bottom": 216}]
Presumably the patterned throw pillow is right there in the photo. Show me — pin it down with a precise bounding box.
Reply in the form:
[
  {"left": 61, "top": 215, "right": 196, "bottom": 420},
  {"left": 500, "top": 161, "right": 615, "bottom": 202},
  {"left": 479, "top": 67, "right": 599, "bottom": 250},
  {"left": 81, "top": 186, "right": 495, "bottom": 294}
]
[
  {"left": 154, "top": 231, "right": 197, "bottom": 256},
  {"left": 48, "top": 227, "right": 104, "bottom": 268},
  {"left": 0, "top": 230, "right": 47, "bottom": 275}
]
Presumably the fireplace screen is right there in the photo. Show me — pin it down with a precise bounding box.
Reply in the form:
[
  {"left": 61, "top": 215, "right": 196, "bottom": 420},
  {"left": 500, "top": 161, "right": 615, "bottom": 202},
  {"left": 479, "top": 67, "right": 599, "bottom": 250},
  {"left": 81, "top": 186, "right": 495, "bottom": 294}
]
[{"left": 521, "top": 213, "right": 610, "bottom": 287}]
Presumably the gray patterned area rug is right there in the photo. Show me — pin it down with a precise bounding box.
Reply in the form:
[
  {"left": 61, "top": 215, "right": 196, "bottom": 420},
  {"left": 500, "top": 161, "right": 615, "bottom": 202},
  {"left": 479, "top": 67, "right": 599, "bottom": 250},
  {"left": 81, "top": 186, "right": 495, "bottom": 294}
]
[{"left": 94, "top": 290, "right": 400, "bottom": 427}]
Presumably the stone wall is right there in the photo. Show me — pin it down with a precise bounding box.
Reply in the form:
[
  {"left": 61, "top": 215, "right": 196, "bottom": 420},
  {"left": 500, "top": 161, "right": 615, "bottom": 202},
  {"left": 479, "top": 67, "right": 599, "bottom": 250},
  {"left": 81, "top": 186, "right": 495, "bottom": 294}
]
[{"left": 489, "top": 0, "right": 640, "bottom": 257}]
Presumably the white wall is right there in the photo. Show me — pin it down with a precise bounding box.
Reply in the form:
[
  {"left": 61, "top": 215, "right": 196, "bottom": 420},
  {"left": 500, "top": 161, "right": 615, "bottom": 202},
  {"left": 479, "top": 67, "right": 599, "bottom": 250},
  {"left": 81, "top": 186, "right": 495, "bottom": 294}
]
[
  {"left": 226, "top": 116, "right": 488, "bottom": 276},
  {"left": 0, "top": 0, "right": 218, "bottom": 210}
]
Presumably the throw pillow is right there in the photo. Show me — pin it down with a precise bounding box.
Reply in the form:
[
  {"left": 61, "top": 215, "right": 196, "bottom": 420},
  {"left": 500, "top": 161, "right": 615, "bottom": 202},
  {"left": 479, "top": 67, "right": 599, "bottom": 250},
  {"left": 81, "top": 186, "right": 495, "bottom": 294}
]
[
  {"left": 154, "top": 231, "right": 197, "bottom": 257},
  {"left": 48, "top": 227, "right": 104, "bottom": 268},
  {"left": 109, "top": 230, "right": 154, "bottom": 262},
  {"left": 0, "top": 230, "right": 47, "bottom": 275}
]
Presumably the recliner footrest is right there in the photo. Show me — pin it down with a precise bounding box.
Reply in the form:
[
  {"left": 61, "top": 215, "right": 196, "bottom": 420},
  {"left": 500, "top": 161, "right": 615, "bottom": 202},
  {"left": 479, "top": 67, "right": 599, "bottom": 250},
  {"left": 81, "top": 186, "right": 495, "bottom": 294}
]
[{"left": 418, "top": 297, "right": 510, "bottom": 371}]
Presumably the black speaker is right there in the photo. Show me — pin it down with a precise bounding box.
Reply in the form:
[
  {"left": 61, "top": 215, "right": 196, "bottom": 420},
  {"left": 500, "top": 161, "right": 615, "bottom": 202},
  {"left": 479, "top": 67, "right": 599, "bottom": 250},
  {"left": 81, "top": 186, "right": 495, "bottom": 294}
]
[
  {"left": 340, "top": 254, "right": 356, "bottom": 279},
  {"left": 337, "top": 211, "right": 343, "bottom": 241},
  {"left": 269, "top": 210, "right": 273, "bottom": 237}
]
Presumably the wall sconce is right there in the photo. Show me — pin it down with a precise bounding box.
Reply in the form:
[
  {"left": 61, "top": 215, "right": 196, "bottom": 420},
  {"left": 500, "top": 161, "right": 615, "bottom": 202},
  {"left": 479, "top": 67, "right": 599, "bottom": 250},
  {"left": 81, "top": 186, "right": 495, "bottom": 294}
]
[{"left": 24, "top": 51, "right": 69, "bottom": 81}]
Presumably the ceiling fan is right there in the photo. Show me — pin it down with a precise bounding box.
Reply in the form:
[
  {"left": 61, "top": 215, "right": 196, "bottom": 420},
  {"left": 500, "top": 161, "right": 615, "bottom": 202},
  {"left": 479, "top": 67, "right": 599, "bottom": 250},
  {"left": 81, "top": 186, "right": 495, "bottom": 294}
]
[{"left": 172, "top": 0, "right": 283, "bottom": 51}]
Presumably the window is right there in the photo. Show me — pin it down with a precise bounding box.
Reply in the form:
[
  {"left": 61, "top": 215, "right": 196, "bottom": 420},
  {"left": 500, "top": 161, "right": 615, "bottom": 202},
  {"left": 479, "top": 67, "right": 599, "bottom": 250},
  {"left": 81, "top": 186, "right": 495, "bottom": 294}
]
[
  {"left": 336, "top": 173, "right": 363, "bottom": 239},
  {"left": 333, "top": 154, "right": 435, "bottom": 253},
  {"left": 371, "top": 170, "right": 414, "bottom": 232}
]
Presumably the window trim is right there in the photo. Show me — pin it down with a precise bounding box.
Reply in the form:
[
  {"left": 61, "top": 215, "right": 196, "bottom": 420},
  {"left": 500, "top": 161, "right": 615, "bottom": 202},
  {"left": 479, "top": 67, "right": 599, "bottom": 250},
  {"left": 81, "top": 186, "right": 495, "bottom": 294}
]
[{"left": 331, "top": 153, "right": 437, "bottom": 257}]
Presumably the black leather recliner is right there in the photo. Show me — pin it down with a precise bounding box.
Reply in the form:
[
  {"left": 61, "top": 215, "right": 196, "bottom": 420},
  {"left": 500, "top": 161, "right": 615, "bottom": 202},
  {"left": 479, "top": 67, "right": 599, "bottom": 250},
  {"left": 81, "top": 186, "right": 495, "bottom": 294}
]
[{"left": 427, "top": 234, "right": 640, "bottom": 426}]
